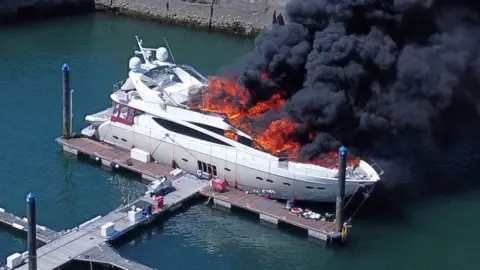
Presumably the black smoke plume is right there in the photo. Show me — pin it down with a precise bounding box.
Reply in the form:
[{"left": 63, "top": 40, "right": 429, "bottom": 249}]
[{"left": 232, "top": 0, "right": 480, "bottom": 168}]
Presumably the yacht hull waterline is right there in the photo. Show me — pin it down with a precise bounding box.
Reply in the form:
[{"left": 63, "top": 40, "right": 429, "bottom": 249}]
[{"left": 82, "top": 36, "right": 383, "bottom": 202}]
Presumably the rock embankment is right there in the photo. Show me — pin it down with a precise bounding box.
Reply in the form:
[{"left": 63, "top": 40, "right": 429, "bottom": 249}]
[{"left": 96, "top": 0, "right": 286, "bottom": 36}]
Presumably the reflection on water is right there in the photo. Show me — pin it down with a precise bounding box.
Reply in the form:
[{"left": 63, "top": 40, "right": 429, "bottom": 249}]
[
  {"left": 116, "top": 204, "right": 323, "bottom": 270},
  {"left": 106, "top": 174, "right": 146, "bottom": 205},
  {"left": 57, "top": 156, "right": 77, "bottom": 208}
]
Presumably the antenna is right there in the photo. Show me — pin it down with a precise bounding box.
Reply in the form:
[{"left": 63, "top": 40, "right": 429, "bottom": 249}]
[
  {"left": 135, "top": 35, "right": 151, "bottom": 66},
  {"left": 164, "top": 37, "right": 176, "bottom": 64}
]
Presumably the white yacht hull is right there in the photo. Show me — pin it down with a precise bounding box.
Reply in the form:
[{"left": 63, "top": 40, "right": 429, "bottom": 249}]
[
  {"left": 86, "top": 120, "right": 374, "bottom": 203},
  {"left": 80, "top": 36, "right": 380, "bottom": 203}
]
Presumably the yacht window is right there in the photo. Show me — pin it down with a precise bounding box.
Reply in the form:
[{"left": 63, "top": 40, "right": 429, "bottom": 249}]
[
  {"left": 238, "top": 136, "right": 253, "bottom": 147},
  {"left": 266, "top": 179, "right": 273, "bottom": 183},
  {"left": 134, "top": 109, "right": 144, "bottom": 117},
  {"left": 197, "top": 160, "right": 217, "bottom": 176},
  {"left": 113, "top": 102, "right": 121, "bottom": 116},
  {"left": 153, "top": 118, "right": 231, "bottom": 146},
  {"left": 127, "top": 109, "right": 135, "bottom": 122},
  {"left": 189, "top": 122, "right": 253, "bottom": 146},
  {"left": 119, "top": 106, "right": 129, "bottom": 119},
  {"left": 306, "top": 186, "right": 314, "bottom": 189},
  {"left": 189, "top": 122, "right": 224, "bottom": 135},
  {"left": 111, "top": 102, "right": 134, "bottom": 126}
]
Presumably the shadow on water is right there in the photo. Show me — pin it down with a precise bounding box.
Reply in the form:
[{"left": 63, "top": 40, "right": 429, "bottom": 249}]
[
  {"left": 0, "top": 2, "right": 94, "bottom": 25},
  {"left": 58, "top": 153, "right": 78, "bottom": 207},
  {"left": 61, "top": 151, "right": 151, "bottom": 184}
]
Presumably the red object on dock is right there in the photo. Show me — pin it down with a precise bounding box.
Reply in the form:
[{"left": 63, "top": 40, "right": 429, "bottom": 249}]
[
  {"left": 212, "top": 179, "right": 227, "bottom": 192},
  {"left": 154, "top": 196, "right": 164, "bottom": 209}
]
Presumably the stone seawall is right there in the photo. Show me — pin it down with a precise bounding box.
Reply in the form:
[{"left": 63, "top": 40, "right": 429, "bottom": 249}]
[
  {"left": 0, "top": 0, "right": 94, "bottom": 22},
  {"left": 0, "top": 0, "right": 285, "bottom": 36},
  {"left": 95, "top": 0, "right": 286, "bottom": 36}
]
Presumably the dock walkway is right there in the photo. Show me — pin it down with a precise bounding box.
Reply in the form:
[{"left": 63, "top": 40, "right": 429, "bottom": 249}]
[
  {"left": 57, "top": 136, "right": 342, "bottom": 243},
  {"left": 3, "top": 134, "right": 342, "bottom": 268},
  {"left": 0, "top": 208, "right": 60, "bottom": 244},
  {"left": 57, "top": 136, "right": 175, "bottom": 182},
  {"left": 200, "top": 187, "right": 337, "bottom": 242},
  {"left": 11, "top": 175, "right": 207, "bottom": 270}
]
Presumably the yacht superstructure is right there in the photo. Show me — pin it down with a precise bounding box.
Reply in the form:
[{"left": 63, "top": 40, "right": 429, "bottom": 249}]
[{"left": 82, "top": 36, "right": 382, "bottom": 202}]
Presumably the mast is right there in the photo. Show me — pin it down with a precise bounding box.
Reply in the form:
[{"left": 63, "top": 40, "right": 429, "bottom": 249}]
[{"left": 134, "top": 36, "right": 151, "bottom": 66}]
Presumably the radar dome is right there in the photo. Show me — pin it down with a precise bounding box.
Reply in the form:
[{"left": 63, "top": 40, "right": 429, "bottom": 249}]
[
  {"left": 156, "top": 47, "right": 168, "bottom": 62},
  {"left": 129, "top": 57, "right": 142, "bottom": 71}
]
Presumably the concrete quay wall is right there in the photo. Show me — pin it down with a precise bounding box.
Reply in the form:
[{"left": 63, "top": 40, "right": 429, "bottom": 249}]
[
  {"left": 95, "top": 0, "right": 286, "bottom": 36},
  {"left": 0, "top": 0, "right": 287, "bottom": 36}
]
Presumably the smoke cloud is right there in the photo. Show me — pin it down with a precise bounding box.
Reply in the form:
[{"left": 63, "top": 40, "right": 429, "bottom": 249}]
[{"left": 232, "top": 0, "right": 480, "bottom": 165}]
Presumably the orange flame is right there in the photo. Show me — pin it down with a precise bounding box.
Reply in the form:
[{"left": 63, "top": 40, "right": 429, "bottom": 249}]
[
  {"left": 189, "top": 75, "right": 360, "bottom": 169},
  {"left": 224, "top": 130, "right": 238, "bottom": 141}
]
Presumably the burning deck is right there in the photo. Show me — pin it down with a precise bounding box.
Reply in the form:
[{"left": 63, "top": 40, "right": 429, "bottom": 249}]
[{"left": 189, "top": 76, "right": 361, "bottom": 169}]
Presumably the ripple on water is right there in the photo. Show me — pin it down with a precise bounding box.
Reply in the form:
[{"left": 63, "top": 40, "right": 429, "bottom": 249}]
[{"left": 116, "top": 204, "right": 327, "bottom": 270}]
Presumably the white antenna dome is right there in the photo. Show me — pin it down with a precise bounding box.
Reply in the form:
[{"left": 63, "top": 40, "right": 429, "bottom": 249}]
[
  {"left": 129, "top": 57, "right": 142, "bottom": 71},
  {"left": 156, "top": 47, "right": 168, "bottom": 62}
]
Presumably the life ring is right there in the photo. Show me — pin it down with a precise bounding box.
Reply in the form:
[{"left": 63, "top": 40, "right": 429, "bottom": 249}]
[{"left": 291, "top": 207, "right": 303, "bottom": 214}]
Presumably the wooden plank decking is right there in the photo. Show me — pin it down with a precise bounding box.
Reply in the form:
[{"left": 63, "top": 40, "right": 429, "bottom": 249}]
[
  {"left": 13, "top": 175, "right": 208, "bottom": 270},
  {"left": 56, "top": 137, "right": 175, "bottom": 181},
  {"left": 200, "top": 187, "right": 337, "bottom": 241},
  {"left": 0, "top": 136, "right": 211, "bottom": 269},
  {"left": 57, "top": 136, "right": 341, "bottom": 243}
]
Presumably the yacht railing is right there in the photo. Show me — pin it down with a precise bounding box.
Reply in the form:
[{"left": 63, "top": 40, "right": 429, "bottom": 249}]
[
  {"left": 362, "top": 156, "right": 384, "bottom": 176},
  {"left": 113, "top": 79, "right": 126, "bottom": 92},
  {"left": 179, "top": 64, "right": 208, "bottom": 84}
]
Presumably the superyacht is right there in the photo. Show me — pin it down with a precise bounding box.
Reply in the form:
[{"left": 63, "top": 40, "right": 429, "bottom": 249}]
[{"left": 81, "top": 36, "right": 382, "bottom": 202}]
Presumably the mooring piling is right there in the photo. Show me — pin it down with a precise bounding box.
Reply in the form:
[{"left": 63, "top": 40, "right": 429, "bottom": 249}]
[
  {"left": 26, "top": 192, "right": 37, "bottom": 270},
  {"left": 335, "top": 146, "right": 347, "bottom": 233},
  {"left": 62, "top": 63, "right": 72, "bottom": 139}
]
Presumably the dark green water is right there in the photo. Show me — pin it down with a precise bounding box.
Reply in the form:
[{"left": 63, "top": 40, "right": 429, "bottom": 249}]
[{"left": 0, "top": 13, "right": 479, "bottom": 270}]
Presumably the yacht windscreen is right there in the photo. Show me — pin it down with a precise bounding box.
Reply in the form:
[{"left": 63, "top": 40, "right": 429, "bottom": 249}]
[
  {"left": 189, "top": 121, "right": 258, "bottom": 149},
  {"left": 144, "top": 65, "right": 170, "bottom": 75},
  {"left": 180, "top": 65, "right": 208, "bottom": 84}
]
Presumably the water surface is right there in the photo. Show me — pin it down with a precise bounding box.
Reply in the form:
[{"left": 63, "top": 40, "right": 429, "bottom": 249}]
[{"left": 0, "top": 13, "right": 479, "bottom": 270}]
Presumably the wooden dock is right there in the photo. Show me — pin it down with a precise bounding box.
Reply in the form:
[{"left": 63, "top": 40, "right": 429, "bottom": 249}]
[
  {"left": 2, "top": 135, "right": 343, "bottom": 268},
  {"left": 0, "top": 207, "right": 61, "bottom": 244},
  {"left": 55, "top": 136, "right": 343, "bottom": 243},
  {"left": 56, "top": 137, "right": 176, "bottom": 182},
  {"left": 4, "top": 135, "right": 209, "bottom": 270},
  {"left": 200, "top": 187, "right": 339, "bottom": 242},
  {"left": 8, "top": 175, "right": 207, "bottom": 270}
]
